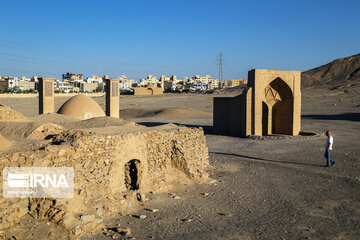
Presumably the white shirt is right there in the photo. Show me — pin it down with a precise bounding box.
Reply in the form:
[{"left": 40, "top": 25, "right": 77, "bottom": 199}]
[{"left": 326, "top": 136, "right": 333, "bottom": 151}]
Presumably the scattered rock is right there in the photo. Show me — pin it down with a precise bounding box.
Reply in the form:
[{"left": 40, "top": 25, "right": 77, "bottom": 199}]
[
  {"left": 218, "top": 213, "right": 232, "bottom": 217},
  {"left": 117, "top": 227, "right": 131, "bottom": 236},
  {"left": 181, "top": 218, "right": 193, "bottom": 222},
  {"left": 80, "top": 214, "right": 95, "bottom": 224},
  {"left": 133, "top": 214, "right": 147, "bottom": 219},
  {"left": 144, "top": 208, "right": 159, "bottom": 212},
  {"left": 136, "top": 193, "right": 146, "bottom": 202},
  {"left": 73, "top": 226, "right": 82, "bottom": 236}
]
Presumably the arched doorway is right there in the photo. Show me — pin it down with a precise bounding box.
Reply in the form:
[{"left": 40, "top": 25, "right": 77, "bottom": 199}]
[
  {"left": 262, "top": 102, "right": 268, "bottom": 135},
  {"left": 147, "top": 88, "right": 153, "bottom": 95},
  {"left": 124, "top": 160, "right": 141, "bottom": 190},
  {"left": 264, "top": 78, "right": 293, "bottom": 135}
]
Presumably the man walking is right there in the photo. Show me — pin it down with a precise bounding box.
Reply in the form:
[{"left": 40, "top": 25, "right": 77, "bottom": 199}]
[{"left": 325, "top": 131, "right": 335, "bottom": 167}]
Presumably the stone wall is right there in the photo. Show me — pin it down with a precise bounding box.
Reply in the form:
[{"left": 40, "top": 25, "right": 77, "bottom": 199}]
[
  {"left": 133, "top": 87, "right": 163, "bottom": 95},
  {"left": 213, "top": 88, "right": 250, "bottom": 137},
  {"left": 0, "top": 127, "right": 209, "bottom": 235}
]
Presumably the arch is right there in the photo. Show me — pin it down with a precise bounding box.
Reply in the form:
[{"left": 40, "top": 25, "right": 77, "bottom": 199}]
[
  {"left": 269, "top": 77, "right": 293, "bottom": 99},
  {"left": 147, "top": 88, "right": 154, "bottom": 95},
  {"left": 264, "top": 77, "right": 293, "bottom": 135},
  {"left": 124, "top": 159, "right": 141, "bottom": 190}
]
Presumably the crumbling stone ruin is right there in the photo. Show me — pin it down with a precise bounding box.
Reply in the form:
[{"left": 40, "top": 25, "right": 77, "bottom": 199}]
[
  {"left": 214, "top": 69, "right": 301, "bottom": 137},
  {"left": 0, "top": 78, "right": 210, "bottom": 237},
  {"left": 0, "top": 126, "right": 209, "bottom": 235}
]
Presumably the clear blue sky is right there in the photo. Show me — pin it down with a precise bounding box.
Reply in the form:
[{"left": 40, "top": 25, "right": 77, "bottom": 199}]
[{"left": 1, "top": 0, "right": 359, "bottom": 81}]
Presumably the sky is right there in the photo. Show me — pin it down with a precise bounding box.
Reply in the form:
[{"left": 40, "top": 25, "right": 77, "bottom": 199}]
[{"left": 0, "top": 0, "right": 359, "bottom": 81}]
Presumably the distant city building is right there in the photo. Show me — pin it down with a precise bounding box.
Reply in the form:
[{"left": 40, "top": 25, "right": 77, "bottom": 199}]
[
  {"left": 85, "top": 75, "right": 103, "bottom": 84},
  {"left": 118, "top": 75, "right": 135, "bottom": 90},
  {"left": 17, "top": 81, "right": 35, "bottom": 91},
  {"left": 161, "top": 75, "right": 178, "bottom": 91},
  {"left": 20, "top": 76, "right": 31, "bottom": 81},
  {"left": 0, "top": 76, "right": 18, "bottom": 89},
  {"left": 223, "top": 79, "right": 247, "bottom": 88},
  {"left": 139, "top": 75, "right": 161, "bottom": 87},
  {"left": 191, "top": 82, "right": 208, "bottom": 91},
  {"left": 62, "top": 72, "right": 83, "bottom": 81},
  {"left": 31, "top": 76, "right": 39, "bottom": 82},
  {"left": 0, "top": 76, "right": 37, "bottom": 91},
  {"left": 80, "top": 82, "right": 98, "bottom": 92},
  {"left": 191, "top": 75, "right": 219, "bottom": 89},
  {"left": 160, "top": 75, "right": 170, "bottom": 82},
  {"left": 55, "top": 80, "right": 72, "bottom": 93}
]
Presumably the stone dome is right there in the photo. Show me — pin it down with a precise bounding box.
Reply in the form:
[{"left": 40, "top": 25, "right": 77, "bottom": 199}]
[{"left": 57, "top": 95, "right": 105, "bottom": 120}]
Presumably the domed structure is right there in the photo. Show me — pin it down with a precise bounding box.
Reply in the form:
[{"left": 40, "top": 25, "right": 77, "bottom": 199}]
[{"left": 58, "top": 95, "right": 105, "bottom": 120}]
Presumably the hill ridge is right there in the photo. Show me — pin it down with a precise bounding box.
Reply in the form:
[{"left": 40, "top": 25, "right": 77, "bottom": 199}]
[{"left": 302, "top": 53, "right": 360, "bottom": 88}]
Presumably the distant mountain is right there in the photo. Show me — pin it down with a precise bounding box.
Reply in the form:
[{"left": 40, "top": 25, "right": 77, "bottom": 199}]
[{"left": 302, "top": 53, "right": 360, "bottom": 88}]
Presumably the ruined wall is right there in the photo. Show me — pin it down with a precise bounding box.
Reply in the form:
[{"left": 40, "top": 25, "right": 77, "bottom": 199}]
[
  {"left": 213, "top": 88, "right": 250, "bottom": 137},
  {"left": 0, "top": 127, "right": 209, "bottom": 235}
]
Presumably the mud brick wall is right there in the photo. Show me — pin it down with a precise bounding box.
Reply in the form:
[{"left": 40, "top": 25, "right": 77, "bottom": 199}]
[{"left": 0, "top": 127, "right": 209, "bottom": 234}]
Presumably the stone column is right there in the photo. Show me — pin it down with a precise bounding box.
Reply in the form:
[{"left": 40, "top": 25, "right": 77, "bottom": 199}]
[
  {"left": 38, "top": 78, "right": 55, "bottom": 114},
  {"left": 267, "top": 105, "right": 273, "bottom": 135},
  {"left": 105, "top": 79, "right": 120, "bottom": 118}
]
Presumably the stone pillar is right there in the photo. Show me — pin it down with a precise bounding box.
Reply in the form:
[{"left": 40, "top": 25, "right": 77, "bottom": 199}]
[
  {"left": 267, "top": 105, "right": 273, "bottom": 135},
  {"left": 245, "top": 87, "right": 252, "bottom": 136},
  {"left": 105, "top": 79, "right": 120, "bottom": 118},
  {"left": 38, "top": 78, "right": 55, "bottom": 114},
  {"left": 292, "top": 71, "right": 301, "bottom": 135}
]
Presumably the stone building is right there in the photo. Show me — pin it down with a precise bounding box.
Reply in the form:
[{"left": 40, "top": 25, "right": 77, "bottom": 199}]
[
  {"left": 0, "top": 77, "right": 18, "bottom": 90},
  {"left": 192, "top": 75, "right": 220, "bottom": 89},
  {"left": 139, "top": 75, "right": 160, "bottom": 86},
  {"left": 80, "top": 82, "right": 98, "bottom": 92},
  {"left": 223, "top": 79, "right": 247, "bottom": 88},
  {"left": 118, "top": 75, "right": 135, "bottom": 90},
  {"left": 0, "top": 76, "right": 209, "bottom": 236},
  {"left": 17, "top": 81, "right": 35, "bottom": 91},
  {"left": 214, "top": 69, "right": 301, "bottom": 137},
  {"left": 133, "top": 83, "right": 163, "bottom": 95},
  {"left": 58, "top": 95, "right": 106, "bottom": 120},
  {"left": 62, "top": 72, "right": 83, "bottom": 81}
]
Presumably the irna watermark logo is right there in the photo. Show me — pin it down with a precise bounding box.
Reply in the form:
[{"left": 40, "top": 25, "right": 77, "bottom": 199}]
[{"left": 3, "top": 167, "right": 74, "bottom": 198}]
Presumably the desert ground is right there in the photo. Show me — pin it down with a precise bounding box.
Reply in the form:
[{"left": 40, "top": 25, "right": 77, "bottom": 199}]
[{"left": 1, "top": 85, "right": 360, "bottom": 239}]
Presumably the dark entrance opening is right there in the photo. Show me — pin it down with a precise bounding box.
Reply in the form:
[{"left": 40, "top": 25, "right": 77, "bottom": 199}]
[
  {"left": 268, "top": 78, "right": 294, "bottom": 135},
  {"left": 262, "top": 102, "right": 268, "bottom": 135},
  {"left": 124, "top": 160, "right": 141, "bottom": 190}
]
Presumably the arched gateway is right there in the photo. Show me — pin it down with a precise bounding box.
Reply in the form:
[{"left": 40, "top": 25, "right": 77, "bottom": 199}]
[{"left": 214, "top": 69, "right": 301, "bottom": 137}]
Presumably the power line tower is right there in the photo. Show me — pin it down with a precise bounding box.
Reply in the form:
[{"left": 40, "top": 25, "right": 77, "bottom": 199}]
[{"left": 216, "top": 52, "right": 224, "bottom": 82}]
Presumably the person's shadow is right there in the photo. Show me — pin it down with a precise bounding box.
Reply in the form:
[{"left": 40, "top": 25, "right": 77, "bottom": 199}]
[{"left": 210, "top": 152, "right": 324, "bottom": 167}]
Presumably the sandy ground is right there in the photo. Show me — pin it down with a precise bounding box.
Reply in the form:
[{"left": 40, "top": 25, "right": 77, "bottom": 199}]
[{"left": 1, "top": 86, "right": 360, "bottom": 239}]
